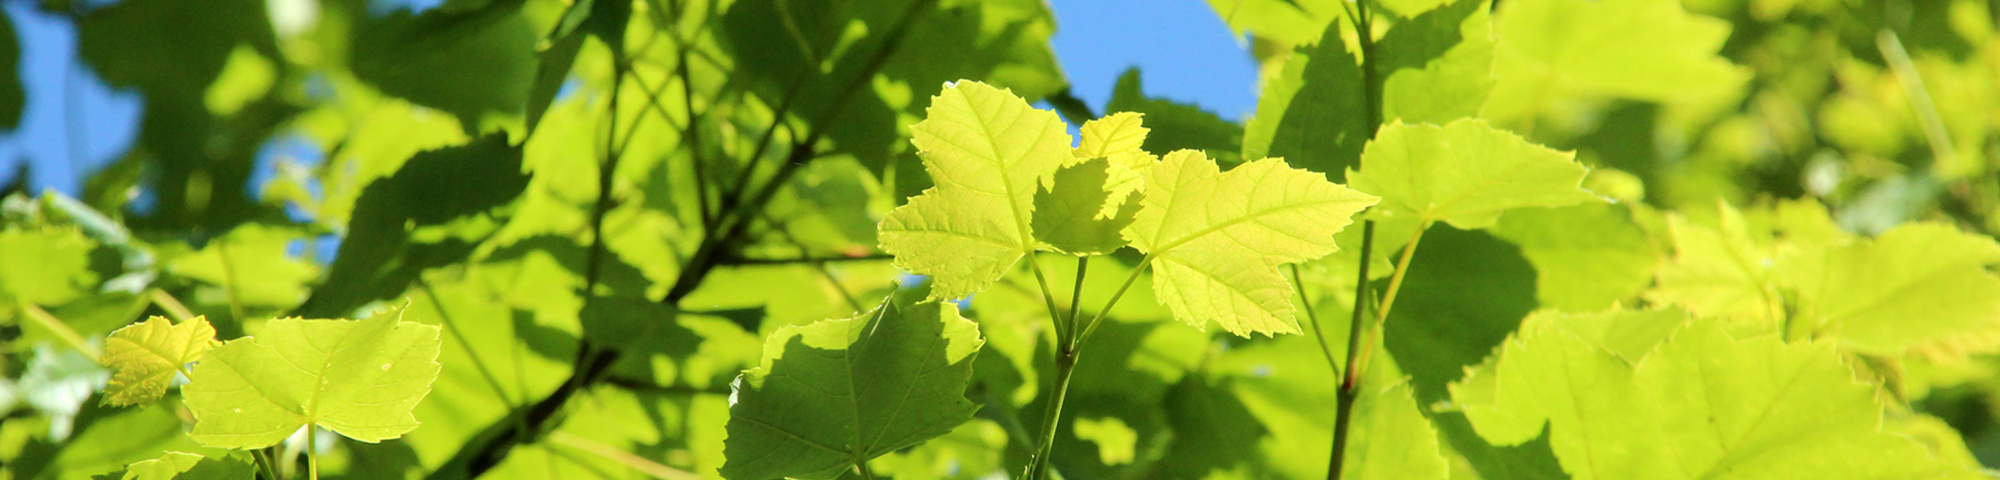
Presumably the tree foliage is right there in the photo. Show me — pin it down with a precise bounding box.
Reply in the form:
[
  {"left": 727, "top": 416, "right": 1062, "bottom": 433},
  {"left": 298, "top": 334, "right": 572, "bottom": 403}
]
[{"left": 6, "top": 0, "right": 2000, "bottom": 478}]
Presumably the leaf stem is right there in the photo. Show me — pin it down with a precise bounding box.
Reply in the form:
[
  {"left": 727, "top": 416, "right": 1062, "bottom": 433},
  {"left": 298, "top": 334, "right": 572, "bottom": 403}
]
[
  {"left": 149, "top": 289, "right": 197, "bottom": 323},
  {"left": 307, "top": 424, "right": 319, "bottom": 480},
  {"left": 216, "top": 240, "right": 250, "bottom": 323},
  {"left": 1327, "top": 220, "right": 1375, "bottom": 480},
  {"left": 547, "top": 431, "right": 701, "bottom": 480},
  {"left": 1328, "top": 1, "right": 1382, "bottom": 475},
  {"left": 717, "top": 252, "right": 894, "bottom": 266},
  {"left": 416, "top": 277, "right": 517, "bottom": 407},
  {"left": 1074, "top": 255, "right": 1153, "bottom": 346},
  {"left": 19, "top": 301, "right": 99, "bottom": 359},
  {"left": 1024, "top": 347, "right": 1080, "bottom": 480},
  {"left": 1292, "top": 263, "right": 1340, "bottom": 374},
  {"left": 1068, "top": 256, "right": 1089, "bottom": 333},
  {"left": 1877, "top": 30, "right": 1957, "bottom": 169},
  {"left": 1027, "top": 254, "right": 1071, "bottom": 343},
  {"left": 1373, "top": 221, "right": 1429, "bottom": 324},
  {"left": 1026, "top": 255, "right": 1143, "bottom": 480},
  {"left": 252, "top": 447, "right": 280, "bottom": 480}
]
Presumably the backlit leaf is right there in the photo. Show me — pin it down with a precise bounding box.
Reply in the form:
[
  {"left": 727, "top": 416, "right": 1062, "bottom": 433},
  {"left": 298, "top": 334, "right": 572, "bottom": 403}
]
[
  {"left": 878, "top": 81, "right": 1070, "bottom": 300},
  {"left": 1241, "top": 19, "right": 1367, "bottom": 179},
  {"left": 101, "top": 316, "right": 218, "bottom": 407},
  {"left": 1481, "top": 0, "right": 1747, "bottom": 125},
  {"left": 1071, "top": 112, "right": 1156, "bottom": 218},
  {"left": 720, "top": 296, "right": 985, "bottom": 480},
  {"left": 1645, "top": 205, "right": 1781, "bottom": 323},
  {"left": 0, "top": 227, "right": 99, "bottom": 306},
  {"left": 183, "top": 306, "right": 443, "bottom": 448},
  {"left": 1783, "top": 222, "right": 2000, "bottom": 356},
  {"left": 1491, "top": 203, "right": 1660, "bottom": 311},
  {"left": 112, "top": 451, "right": 254, "bottom": 480},
  {"left": 1452, "top": 317, "right": 1984, "bottom": 479},
  {"left": 1348, "top": 119, "right": 1596, "bottom": 229},
  {"left": 1125, "top": 150, "right": 1377, "bottom": 336},
  {"left": 1033, "top": 158, "right": 1144, "bottom": 255}
]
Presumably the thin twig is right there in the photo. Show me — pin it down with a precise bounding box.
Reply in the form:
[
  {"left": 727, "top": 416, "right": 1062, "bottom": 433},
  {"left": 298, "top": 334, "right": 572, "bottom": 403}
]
[
  {"left": 149, "top": 289, "right": 197, "bottom": 323},
  {"left": 20, "top": 301, "right": 99, "bottom": 359},
  {"left": 547, "top": 431, "right": 702, "bottom": 480},
  {"left": 718, "top": 253, "right": 893, "bottom": 266}
]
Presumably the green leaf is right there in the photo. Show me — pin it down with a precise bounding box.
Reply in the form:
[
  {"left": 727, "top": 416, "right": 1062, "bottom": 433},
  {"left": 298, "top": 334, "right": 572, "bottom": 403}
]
[
  {"left": 1480, "top": 0, "right": 1747, "bottom": 125},
  {"left": 525, "top": 0, "right": 630, "bottom": 132},
  {"left": 112, "top": 452, "right": 254, "bottom": 480},
  {"left": 719, "top": 297, "right": 985, "bottom": 480},
  {"left": 1376, "top": 0, "right": 1494, "bottom": 125},
  {"left": 1201, "top": 0, "right": 1338, "bottom": 47},
  {"left": 0, "top": 11, "right": 23, "bottom": 131},
  {"left": 0, "top": 227, "right": 100, "bottom": 306},
  {"left": 350, "top": 4, "right": 538, "bottom": 125},
  {"left": 1071, "top": 111, "right": 1156, "bottom": 217},
  {"left": 1033, "top": 158, "right": 1144, "bottom": 255},
  {"left": 1105, "top": 69, "right": 1243, "bottom": 163},
  {"left": 1343, "top": 379, "right": 1450, "bottom": 480},
  {"left": 1646, "top": 206, "right": 1782, "bottom": 324},
  {"left": 1452, "top": 317, "right": 1984, "bottom": 479},
  {"left": 1377, "top": 226, "right": 1567, "bottom": 478},
  {"left": 1783, "top": 222, "right": 2000, "bottom": 356},
  {"left": 183, "top": 307, "right": 443, "bottom": 448},
  {"left": 1125, "top": 150, "right": 1377, "bottom": 336},
  {"left": 878, "top": 81, "right": 1070, "bottom": 300},
  {"left": 101, "top": 316, "right": 218, "bottom": 407},
  {"left": 294, "top": 135, "right": 529, "bottom": 318},
  {"left": 1242, "top": 0, "right": 1491, "bottom": 179},
  {"left": 1491, "top": 203, "right": 1661, "bottom": 311},
  {"left": 1348, "top": 119, "right": 1597, "bottom": 229},
  {"left": 165, "top": 224, "right": 319, "bottom": 308},
  {"left": 1032, "top": 112, "right": 1153, "bottom": 255},
  {"left": 1242, "top": 19, "right": 1367, "bottom": 180},
  {"left": 1075, "top": 112, "right": 1149, "bottom": 159}
]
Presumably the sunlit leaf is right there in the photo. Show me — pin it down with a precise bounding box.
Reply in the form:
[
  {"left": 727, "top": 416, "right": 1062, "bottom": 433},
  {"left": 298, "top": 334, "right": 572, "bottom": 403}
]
[
  {"left": 1348, "top": 119, "right": 1596, "bottom": 229},
  {"left": 1481, "top": 0, "right": 1747, "bottom": 125},
  {"left": 101, "top": 316, "right": 217, "bottom": 407},
  {"left": 183, "top": 307, "right": 443, "bottom": 448},
  {"left": 111, "top": 451, "right": 254, "bottom": 480},
  {"left": 0, "top": 227, "right": 99, "bottom": 306},
  {"left": 1783, "top": 222, "right": 2000, "bottom": 356},
  {"left": 1453, "top": 316, "right": 1984, "bottom": 479},
  {"left": 1125, "top": 150, "right": 1377, "bottom": 336},
  {"left": 878, "top": 81, "right": 1070, "bottom": 300},
  {"left": 1033, "top": 158, "right": 1144, "bottom": 255}
]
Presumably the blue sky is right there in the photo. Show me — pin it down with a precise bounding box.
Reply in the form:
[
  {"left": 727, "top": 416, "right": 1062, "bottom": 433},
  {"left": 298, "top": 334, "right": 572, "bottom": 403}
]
[
  {"left": 0, "top": 0, "right": 1259, "bottom": 196},
  {"left": 1048, "top": 0, "right": 1258, "bottom": 121},
  {"left": 0, "top": 2, "right": 142, "bottom": 197}
]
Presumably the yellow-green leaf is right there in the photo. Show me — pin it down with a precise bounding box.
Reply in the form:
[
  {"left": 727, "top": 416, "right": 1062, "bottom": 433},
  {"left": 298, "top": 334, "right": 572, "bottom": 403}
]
[
  {"left": 1075, "top": 111, "right": 1148, "bottom": 159},
  {"left": 101, "top": 316, "right": 218, "bottom": 407},
  {"left": 0, "top": 227, "right": 99, "bottom": 305},
  {"left": 1072, "top": 112, "right": 1156, "bottom": 218},
  {"left": 1348, "top": 119, "right": 1597, "bottom": 229},
  {"left": 879, "top": 81, "right": 1071, "bottom": 300},
  {"left": 1453, "top": 316, "right": 1984, "bottom": 479},
  {"left": 1784, "top": 222, "right": 2000, "bottom": 356},
  {"left": 115, "top": 451, "right": 254, "bottom": 480},
  {"left": 1033, "top": 158, "right": 1144, "bottom": 255},
  {"left": 1480, "top": 0, "right": 1747, "bottom": 125},
  {"left": 1646, "top": 206, "right": 1782, "bottom": 324},
  {"left": 1125, "top": 150, "right": 1377, "bottom": 336},
  {"left": 182, "top": 306, "right": 442, "bottom": 448}
]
